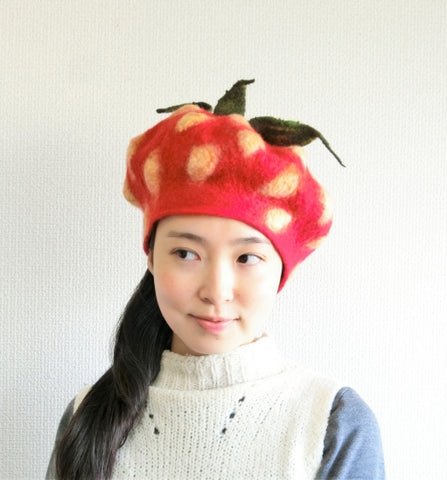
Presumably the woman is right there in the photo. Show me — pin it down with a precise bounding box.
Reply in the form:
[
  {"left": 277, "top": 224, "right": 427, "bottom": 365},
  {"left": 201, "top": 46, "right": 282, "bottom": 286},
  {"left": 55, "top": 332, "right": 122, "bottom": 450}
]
[{"left": 47, "top": 80, "right": 385, "bottom": 479}]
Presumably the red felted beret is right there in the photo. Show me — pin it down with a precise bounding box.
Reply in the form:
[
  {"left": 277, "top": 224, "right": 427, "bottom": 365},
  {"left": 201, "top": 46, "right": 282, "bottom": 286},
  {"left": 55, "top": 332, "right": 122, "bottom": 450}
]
[{"left": 123, "top": 80, "right": 342, "bottom": 290}]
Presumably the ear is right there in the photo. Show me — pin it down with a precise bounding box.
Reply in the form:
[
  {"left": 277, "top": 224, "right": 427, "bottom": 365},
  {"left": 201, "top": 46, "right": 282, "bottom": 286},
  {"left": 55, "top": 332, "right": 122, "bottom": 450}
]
[{"left": 147, "top": 249, "right": 155, "bottom": 275}]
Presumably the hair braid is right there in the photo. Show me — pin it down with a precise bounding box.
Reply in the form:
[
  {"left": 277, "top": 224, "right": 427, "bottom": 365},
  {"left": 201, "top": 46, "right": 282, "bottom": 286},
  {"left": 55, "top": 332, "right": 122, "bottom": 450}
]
[{"left": 56, "top": 270, "right": 171, "bottom": 479}]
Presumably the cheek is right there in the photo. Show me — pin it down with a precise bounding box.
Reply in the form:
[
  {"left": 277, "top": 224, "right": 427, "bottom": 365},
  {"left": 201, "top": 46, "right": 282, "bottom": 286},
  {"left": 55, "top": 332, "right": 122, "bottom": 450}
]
[
  {"left": 154, "top": 269, "right": 193, "bottom": 309},
  {"left": 241, "top": 274, "right": 279, "bottom": 310},
  {"left": 257, "top": 261, "right": 283, "bottom": 295},
  {"left": 155, "top": 270, "right": 177, "bottom": 300}
]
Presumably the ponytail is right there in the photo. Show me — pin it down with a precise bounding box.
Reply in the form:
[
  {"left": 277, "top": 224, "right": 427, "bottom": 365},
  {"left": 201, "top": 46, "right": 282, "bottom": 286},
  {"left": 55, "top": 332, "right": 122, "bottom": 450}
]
[{"left": 56, "top": 269, "right": 171, "bottom": 479}]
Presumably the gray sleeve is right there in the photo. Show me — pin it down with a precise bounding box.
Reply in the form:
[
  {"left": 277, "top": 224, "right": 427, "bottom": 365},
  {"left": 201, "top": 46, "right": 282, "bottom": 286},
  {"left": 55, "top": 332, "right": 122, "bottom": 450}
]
[
  {"left": 316, "top": 387, "right": 385, "bottom": 480},
  {"left": 45, "top": 399, "right": 75, "bottom": 480}
]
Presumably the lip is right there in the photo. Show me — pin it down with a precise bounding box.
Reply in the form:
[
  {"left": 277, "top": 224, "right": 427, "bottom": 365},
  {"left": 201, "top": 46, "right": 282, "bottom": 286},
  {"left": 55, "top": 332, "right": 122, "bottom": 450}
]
[{"left": 191, "top": 315, "right": 235, "bottom": 334}]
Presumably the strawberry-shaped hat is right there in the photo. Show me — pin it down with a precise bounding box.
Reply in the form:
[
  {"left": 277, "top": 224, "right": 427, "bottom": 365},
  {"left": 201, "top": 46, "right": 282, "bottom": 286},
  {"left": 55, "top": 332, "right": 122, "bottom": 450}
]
[{"left": 124, "top": 79, "right": 343, "bottom": 290}]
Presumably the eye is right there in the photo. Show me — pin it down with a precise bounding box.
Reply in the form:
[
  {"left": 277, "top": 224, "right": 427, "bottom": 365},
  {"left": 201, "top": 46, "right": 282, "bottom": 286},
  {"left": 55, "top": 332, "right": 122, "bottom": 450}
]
[
  {"left": 237, "top": 254, "right": 262, "bottom": 265},
  {"left": 173, "top": 249, "right": 199, "bottom": 261}
]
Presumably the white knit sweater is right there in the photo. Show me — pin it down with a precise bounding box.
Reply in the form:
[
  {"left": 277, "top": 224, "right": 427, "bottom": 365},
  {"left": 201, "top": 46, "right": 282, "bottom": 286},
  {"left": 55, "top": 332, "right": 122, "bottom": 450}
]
[{"left": 76, "top": 337, "right": 340, "bottom": 479}]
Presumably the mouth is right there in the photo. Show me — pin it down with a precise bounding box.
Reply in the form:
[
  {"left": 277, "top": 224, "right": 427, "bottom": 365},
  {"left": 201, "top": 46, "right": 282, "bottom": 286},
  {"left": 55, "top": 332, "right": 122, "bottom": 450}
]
[{"left": 190, "top": 315, "right": 236, "bottom": 334}]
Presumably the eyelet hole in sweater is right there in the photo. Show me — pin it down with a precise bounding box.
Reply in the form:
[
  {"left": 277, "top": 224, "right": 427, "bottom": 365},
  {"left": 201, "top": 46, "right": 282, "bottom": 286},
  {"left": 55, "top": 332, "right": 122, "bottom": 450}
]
[{"left": 220, "top": 395, "right": 246, "bottom": 435}]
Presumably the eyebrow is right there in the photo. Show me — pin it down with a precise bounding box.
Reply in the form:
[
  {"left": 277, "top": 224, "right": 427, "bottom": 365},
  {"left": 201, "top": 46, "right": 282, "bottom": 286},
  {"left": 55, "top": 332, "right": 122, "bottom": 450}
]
[{"left": 166, "top": 231, "right": 272, "bottom": 246}]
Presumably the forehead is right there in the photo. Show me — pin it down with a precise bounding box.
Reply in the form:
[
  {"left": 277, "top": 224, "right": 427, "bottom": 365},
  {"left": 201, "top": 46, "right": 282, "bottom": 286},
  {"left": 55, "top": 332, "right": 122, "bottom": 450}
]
[{"left": 156, "top": 215, "right": 272, "bottom": 244}]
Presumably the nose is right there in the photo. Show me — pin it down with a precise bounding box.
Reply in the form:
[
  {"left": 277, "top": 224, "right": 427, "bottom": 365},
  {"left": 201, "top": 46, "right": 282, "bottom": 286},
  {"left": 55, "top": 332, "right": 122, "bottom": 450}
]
[{"left": 199, "top": 260, "right": 235, "bottom": 305}]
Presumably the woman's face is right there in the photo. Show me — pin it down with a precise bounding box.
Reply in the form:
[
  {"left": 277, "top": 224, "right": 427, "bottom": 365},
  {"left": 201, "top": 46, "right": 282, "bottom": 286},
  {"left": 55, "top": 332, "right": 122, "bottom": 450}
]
[{"left": 148, "top": 215, "right": 283, "bottom": 356}]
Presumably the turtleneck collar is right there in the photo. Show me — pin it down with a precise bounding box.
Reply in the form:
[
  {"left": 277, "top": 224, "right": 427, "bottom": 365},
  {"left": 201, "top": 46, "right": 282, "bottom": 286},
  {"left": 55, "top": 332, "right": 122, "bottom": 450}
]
[{"left": 151, "top": 336, "right": 286, "bottom": 391}]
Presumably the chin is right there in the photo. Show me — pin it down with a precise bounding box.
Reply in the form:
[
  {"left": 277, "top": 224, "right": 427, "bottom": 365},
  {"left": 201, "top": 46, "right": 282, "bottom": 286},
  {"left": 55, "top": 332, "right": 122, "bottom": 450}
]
[
  {"left": 189, "top": 341, "right": 238, "bottom": 356},
  {"left": 183, "top": 335, "right": 261, "bottom": 356}
]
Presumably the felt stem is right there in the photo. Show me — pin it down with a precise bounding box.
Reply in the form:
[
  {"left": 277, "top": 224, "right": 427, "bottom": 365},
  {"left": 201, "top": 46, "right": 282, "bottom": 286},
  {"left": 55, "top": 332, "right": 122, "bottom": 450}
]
[
  {"left": 156, "top": 102, "right": 212, "bottom": 114},
  {"left": 213, "top": 79, "right": 255, "bottom": 116}
]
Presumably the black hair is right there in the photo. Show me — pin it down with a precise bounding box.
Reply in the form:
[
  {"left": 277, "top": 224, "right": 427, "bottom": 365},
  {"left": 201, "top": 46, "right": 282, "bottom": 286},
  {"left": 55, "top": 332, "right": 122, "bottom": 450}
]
[{"left": 56, "top": 228, "right": 171, "bottom": 479}]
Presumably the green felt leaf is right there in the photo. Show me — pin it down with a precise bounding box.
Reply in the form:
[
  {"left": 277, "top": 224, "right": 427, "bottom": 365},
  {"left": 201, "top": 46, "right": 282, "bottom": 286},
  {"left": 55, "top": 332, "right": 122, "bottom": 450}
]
[{"left": 249, "top": 116, "right": 344, "bottom": 167}]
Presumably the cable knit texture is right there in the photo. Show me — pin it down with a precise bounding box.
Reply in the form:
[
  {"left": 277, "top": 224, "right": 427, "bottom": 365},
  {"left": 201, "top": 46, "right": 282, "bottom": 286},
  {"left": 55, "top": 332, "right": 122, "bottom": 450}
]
[{"left": 96, "top": 337, "right": 341, "bottom": 479}]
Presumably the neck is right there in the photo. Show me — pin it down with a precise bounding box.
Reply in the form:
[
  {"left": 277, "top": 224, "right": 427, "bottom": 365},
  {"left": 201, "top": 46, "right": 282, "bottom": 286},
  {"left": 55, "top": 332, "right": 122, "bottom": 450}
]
[{"left": 151, "top": 336, "right": 285, "bottom": 390}]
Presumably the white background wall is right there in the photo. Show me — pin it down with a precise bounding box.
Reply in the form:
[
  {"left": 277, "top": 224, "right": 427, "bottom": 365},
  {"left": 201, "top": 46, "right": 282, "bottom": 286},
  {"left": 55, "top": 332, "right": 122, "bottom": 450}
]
[{"left": 1, "top": 1, "right": 446, "bottom": 478}]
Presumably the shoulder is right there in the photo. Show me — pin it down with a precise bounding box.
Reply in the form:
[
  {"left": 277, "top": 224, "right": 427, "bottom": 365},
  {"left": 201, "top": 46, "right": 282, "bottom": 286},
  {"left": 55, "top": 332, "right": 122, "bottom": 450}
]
[
  {"left": 55, "top": 398, "right": 76, "bottom": 440},
  {"left": 45, "top": 398, "right": 75, "bottom": 479},
  {"left": 46, "top": 387, "right": 91, "bottom": 480},
  {"left": 283, "top": 363, "right": 340, "bottom": 393},
  {"left": 316, "top": 387, "right": 386, "bottom": 480}
]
